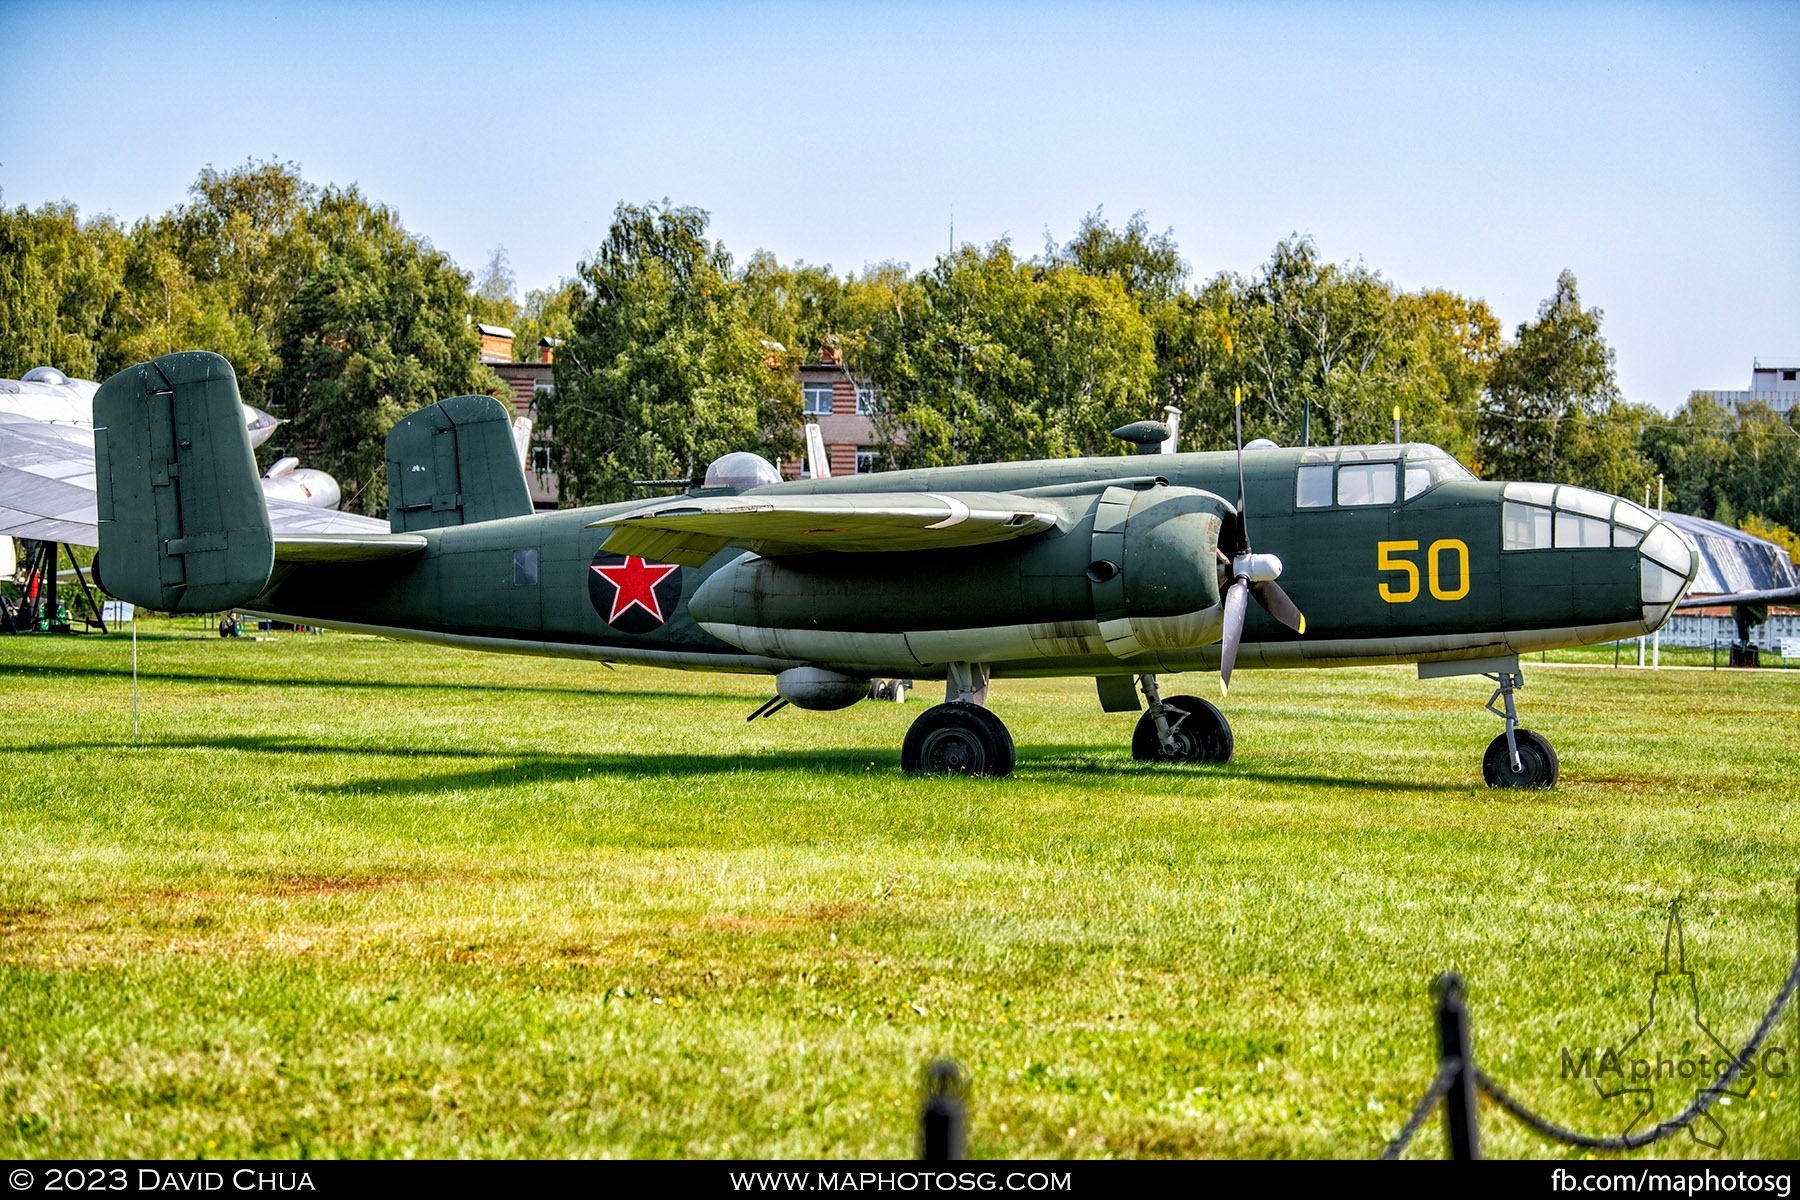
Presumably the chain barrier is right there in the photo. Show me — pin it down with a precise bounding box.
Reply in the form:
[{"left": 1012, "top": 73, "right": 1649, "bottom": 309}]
[{"left": 1378, "top": 1057, "right": 1461, "bottom": 1160}]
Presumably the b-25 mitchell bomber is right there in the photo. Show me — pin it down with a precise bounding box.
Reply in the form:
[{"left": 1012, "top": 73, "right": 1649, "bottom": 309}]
[{"left": 82, "top": 352, "right": 1707, "bottom": 786}]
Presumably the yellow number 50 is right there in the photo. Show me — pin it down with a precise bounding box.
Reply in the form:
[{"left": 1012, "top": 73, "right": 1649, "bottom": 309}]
[{"left": 1378, "top": 538, "right": 1470, "bottom": 603}]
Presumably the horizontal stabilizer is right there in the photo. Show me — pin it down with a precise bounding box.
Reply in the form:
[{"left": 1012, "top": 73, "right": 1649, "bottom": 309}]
[
  {"left": 1676, "top": 586, "right": 1800, "bottom": 610},
  {"left": 589, "top": 492, "right": 1060, "bottom": 568},
  {"left": 273, "top": 533, "right": 429, "bottom": 563}
]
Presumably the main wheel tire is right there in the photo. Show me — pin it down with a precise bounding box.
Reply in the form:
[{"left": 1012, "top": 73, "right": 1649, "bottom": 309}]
[
  {"left": 1131, "top": 694, "right": 1234, "bottom": 763},
  {"left": 901, "top": 702, "right": 1016, "bottom": 777},
  {"left": 1482, "top": 729, "right": 1559, "bottom": 788}
]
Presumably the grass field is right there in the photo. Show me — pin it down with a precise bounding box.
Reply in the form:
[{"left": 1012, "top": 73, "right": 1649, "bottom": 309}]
[{"left": 3, "top": 624, "right": 1797, "bottom": 1159}]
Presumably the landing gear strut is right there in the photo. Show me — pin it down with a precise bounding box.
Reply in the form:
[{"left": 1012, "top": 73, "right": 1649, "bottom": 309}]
[
  {"left": 1480, "top": 666, "right": 1558, "bottom": 788},
  {"left": 900, "top": 662, "right": 1014, "bottom": 777},
  {"left": 1131, "top": 674, "right": 1233, "bottom": 763}
]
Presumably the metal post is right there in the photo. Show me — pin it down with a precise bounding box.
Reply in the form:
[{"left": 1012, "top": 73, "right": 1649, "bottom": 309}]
[
  {"left": 1435, "top": 973, "right": 1479, "bottom": 1160},
  {"left": 131, "top": 614, "right": 139, "bottom": 745},
  {"left": 920, "top": 1059, "right": 966, "bottom": 1161}
]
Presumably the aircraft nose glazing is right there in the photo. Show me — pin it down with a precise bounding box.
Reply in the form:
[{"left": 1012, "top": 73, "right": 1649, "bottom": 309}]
[{"left": 1637, "top": 519, "right": 1698, "bottom": 629}]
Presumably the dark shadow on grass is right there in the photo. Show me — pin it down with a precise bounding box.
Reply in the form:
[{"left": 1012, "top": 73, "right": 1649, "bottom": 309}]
[
  {"left": 304, "top": 748, "right": 897, "bottom": 794},
  {"left": 5, "top": 662, "right": 732, "bottom": 703},
  {"left": 14, "top": 733, "right": 1451, "bottom": 794}
]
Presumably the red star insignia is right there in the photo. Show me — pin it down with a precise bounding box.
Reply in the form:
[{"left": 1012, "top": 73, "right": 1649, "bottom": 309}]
[{"left": 591, "top": 556, "right": 680, "bottom": 625}]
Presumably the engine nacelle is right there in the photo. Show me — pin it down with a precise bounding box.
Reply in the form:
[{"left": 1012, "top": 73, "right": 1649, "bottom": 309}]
[{"left": 690, "top": 483, "right": 1233, "bottom": 673}]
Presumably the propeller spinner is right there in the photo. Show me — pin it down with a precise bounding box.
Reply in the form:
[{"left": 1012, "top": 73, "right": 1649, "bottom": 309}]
[{"left": 1218, "top": 387, "right": 1305, "bottom": 694}]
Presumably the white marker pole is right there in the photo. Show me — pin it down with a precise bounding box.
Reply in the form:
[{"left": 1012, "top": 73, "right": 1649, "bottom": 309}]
[{"left": 131, "top": 613, "right": 139, "bottom": 744}]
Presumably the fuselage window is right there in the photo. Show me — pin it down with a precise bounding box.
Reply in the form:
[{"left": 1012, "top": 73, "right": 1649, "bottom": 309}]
[
  {"left": 1554, "top": 511, "right": 1611, "bottom": 549},
  {"left": 1337, "top": 462, "right": 1397, "bottom": 506},
  {"left": 1296, "top": 464, "right": 1333, "bottom": 507},
  {"left": 1503, "top": 501, "right": 1552, "bottom": 550}
]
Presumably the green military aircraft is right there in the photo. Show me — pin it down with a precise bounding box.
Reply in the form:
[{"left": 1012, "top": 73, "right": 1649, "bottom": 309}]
[{"left": 88, "top": 352, "right": 1700, "bottom": 787}]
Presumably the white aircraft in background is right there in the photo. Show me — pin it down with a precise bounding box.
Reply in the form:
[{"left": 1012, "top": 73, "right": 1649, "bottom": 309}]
[
  {"left": 0, "top": 365, "right": 386, "bottom": 592},
  {"left": 1, "top": 365, "right": 344, "bottom": 510}
]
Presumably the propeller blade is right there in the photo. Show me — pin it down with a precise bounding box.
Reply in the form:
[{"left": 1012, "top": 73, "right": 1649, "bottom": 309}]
[
  {"left": 1219, "top": 575, "right": 1248, "bottom": 695},
  {"left": 1251, "top": 579, "right": 1306, "bottom": 635},
  {"left": 1232, "top": 386, "right": 1248, "bottom": 541}
]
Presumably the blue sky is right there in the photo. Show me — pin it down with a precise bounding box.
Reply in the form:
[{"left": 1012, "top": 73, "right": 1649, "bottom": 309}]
[{"left": 2, "top": 0, "right": 1795, "bottom": 411}]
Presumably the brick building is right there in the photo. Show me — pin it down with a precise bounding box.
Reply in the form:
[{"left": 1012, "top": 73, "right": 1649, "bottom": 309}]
[
  {"left": 478, "top": 323, "right": 560, "bottom": 509},
  {"left": 792, "top": 344, "right": 886, "bottom": 478}
]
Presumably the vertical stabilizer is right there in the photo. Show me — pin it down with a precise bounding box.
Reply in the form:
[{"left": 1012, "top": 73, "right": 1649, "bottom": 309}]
[
  {"left": 384, "top": 394, "right": 534, "bottom": 532},
  {"left": 92, "top": 352, "right": 274, "bottom": 612}
]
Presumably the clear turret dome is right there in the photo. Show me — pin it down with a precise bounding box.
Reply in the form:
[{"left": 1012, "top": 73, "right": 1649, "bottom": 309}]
[{"left": 703, "top": 451, "right": 781, "bottom": 490}]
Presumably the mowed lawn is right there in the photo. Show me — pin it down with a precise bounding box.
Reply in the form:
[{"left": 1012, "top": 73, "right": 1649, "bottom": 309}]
[{"left": 2, "top": 626, "right": 1797, "bottom": 1159}]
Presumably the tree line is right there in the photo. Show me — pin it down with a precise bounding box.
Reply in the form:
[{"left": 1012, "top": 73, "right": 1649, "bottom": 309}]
[{"left": 5, "top": 163, "right": 1797, "bottom": 550}]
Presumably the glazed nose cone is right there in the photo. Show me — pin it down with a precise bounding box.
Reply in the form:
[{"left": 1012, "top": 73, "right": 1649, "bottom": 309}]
[{"left": 1638, "top": 520, "right": 1697, "bottom": 631}]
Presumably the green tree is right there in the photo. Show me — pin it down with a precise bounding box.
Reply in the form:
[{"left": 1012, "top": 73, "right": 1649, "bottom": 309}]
[
  {"left": 269, "top": 186, "right": 503, "bottom": 514},
  {"left": 860, "top": 241, "right": 1155, "bottom": 467},
  {"left": 1050, "top": 208, "right": 1187, "bottom": 304},
  {"left": 543, "top": 202, "right": 800, "bottom": 505},
  {"left": 0, "top": 201, "right": 128, "bottom": 379},
  {"left": 1233, "top": 236, "right": 1399, "bottom": 448},
  {"left": 511, "top": 279, "right": 581, "bottom": 362},
  {"left": 112, "top": 160, "right": 322, "bottom": 406},
  {"left": 1477, "top": 270, "right": 1648, "bottom": 491}
]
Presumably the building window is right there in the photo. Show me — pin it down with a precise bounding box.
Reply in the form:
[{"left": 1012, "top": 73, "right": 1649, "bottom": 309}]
[
  {"left": 855, "top": 447, "right": 879, "bottom": 475},
  {"left": 855, "top": 385, "right": 883, "bottom": 415},
  {"left": 803, "top": 383, "right": 833, "bottom": 414},
  {"left": 1784, "top": 370, "right": 1797, "bottom": 382},
  {"left": 531, "top": 445, "right": 553, "bottom": 475}
]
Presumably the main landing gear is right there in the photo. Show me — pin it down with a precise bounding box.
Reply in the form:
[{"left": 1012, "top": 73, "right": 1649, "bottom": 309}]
[
  {"left": 1479, "top": 665, "right": 1559, "bottom": 789},
  {"left": 901, "top": 663, "right": 1015, "bottom": 777},
  {"left": 1131, "top": 673, "right": 1233, "bottom": 763}
]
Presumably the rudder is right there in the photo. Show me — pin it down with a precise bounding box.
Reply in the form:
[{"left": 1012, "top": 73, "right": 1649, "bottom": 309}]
[
  {"left": 93, "top": 352, "right": 274, "bottom": 613},
  {"left": 384, "top": 394, "right": 533, "bottom": 533}
]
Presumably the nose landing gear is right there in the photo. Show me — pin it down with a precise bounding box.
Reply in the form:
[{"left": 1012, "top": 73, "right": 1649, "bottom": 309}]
[
  {"left": 1419, "top": 656, "right": 1560, "bottom": 788},
  {"left": 1479, "top": 665, "right": 1559, "bottom": 789}
]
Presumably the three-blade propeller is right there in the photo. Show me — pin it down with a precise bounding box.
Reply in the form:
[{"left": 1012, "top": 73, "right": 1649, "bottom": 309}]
[{"left": 1218, "top": 387, "right": 1305, "bottom": 694}]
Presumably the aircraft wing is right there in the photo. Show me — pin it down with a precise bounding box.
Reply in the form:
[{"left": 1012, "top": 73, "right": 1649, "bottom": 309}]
[
  {"left": 0, "top": 409, "right": 389, "bottom": 551},
  {"left": 589, "top": 492, "right": 1060, "bottom": 567},
  {"left": 1676, "top": 586, "right": 1800, "bottom": 610}
]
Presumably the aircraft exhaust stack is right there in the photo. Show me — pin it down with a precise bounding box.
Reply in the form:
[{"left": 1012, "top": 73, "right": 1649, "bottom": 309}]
[{"left": 93, "top": 352, "right": 274, "bottom": 613}]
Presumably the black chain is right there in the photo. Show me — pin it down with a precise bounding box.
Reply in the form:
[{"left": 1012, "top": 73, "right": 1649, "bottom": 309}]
[
  {"left": 1474, "top": 950, "right": 1800, "bottom": 1151},
  {"left": 1379, "top": 1057, "right": 1461, "bottom": 1160}
]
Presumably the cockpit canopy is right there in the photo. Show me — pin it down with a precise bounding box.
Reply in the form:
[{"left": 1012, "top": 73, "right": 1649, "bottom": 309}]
[{"left": 1293, "top": 444, "right": 1476, "bottom": 508}]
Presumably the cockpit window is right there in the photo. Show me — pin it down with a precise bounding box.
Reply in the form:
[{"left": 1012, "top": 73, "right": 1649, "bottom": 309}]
[
  {"left": 1295, "top": 445, "right": 1472, "bottom": 507},
  {"left": 1337, "top": 463, "right": 1397, "bottom": 506},
  {"left": 1403, "top": 450, "right": 1475, "bottom": 499},
  {"left": 1296, "top": 464, "right": 1333, "bottom": 508}
]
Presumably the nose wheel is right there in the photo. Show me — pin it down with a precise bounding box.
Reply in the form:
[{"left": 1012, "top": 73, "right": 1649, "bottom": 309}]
[
  {"left": 1481, "top": 667, "right": 1559, "bottom": 788},
  {"left": 901, "top": 703, "right": 1015, "bottom": 777}
]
